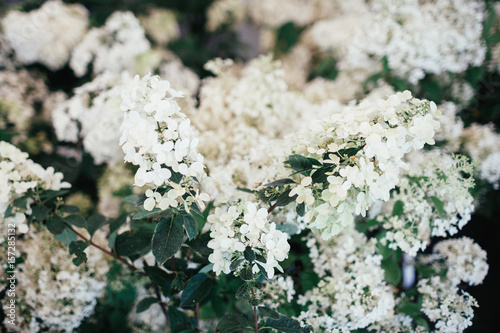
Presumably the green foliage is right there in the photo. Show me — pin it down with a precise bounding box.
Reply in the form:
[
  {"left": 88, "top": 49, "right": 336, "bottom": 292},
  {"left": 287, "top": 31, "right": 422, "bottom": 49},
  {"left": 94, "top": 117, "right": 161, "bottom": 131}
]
[
  {"left": 258, "top": 306, "right": 281, "bottom": 320},
  {"left": 182, "top": 212, "right": 198, "bottom": 240},
  {"left": 216, "top": 313, "right": 249, "bottom": 333},
  {"left": 135, "top": 297, "right": 158, "bottom": 314},
  {"left": 69, "top": 240, "right": 89, "bottom": 266},
  {"left": 265, "top": 316, "right": 311, "bottom": 333},
  {"left": 115, "top": 230, "right": 152, "bottom": 259},
  {"left": 152, "top": 216, "right": 185, "bottom": 265},
  {"left": 179, "top": 273, "right": 213, "bottom": 308},
  {"left": 46, "top": 215, "right": 67, "bottom": 235}
]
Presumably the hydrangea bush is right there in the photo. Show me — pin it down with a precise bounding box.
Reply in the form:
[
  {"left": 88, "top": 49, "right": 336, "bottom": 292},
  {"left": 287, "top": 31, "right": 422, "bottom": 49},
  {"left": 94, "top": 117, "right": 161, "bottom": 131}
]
[{"left": 1, "top": 0, "right": 498, "bottom": 332}]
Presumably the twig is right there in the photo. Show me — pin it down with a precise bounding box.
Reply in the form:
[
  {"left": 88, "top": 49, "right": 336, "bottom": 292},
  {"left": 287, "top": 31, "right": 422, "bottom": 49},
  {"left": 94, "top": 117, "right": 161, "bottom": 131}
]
[
  {"left": 144, "top": 261, "right": 170, "bottom": 326},
  {"left": 252, "top": 288, "right": 259, "bottom": 333}
]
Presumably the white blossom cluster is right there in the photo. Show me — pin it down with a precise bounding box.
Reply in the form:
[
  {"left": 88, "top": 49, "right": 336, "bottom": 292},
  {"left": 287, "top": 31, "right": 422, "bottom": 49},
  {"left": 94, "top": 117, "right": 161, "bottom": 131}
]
[
  {"left": 12, "top": 228, "right": 108, "bottom": 332},
  {"left": 424, "top": 237, "right": 488, "bottom": 287},
  {"left": 207, "top": 201, "right": 291, "bottom": 279},
  {"left": 1, "top": 0, "right": 88, "bottom": 71},
  {"left": 70, "top": 11, "right": 150, "bottom": 77},
  {"left": 297, "top": 229, "right": 395, "bottom": 331},
  {"left": 139, "top": 8, "right": 180, "bottom": 46},
  {"left": 343, "top": 0, "right": 486, "bottom": 84},
  {"left": 120, "top": 73, "right": 209, "bottom": 211},
  {"left": 418, "top": 276, "right": 478, "bottom": 333},
  {"left": 368, "top": 314, "right": 426, "bottom": 333},
  {"left": 52, "top": 72, "right": 128, "bottom": 165},
  {"left": 260, "top": 275, "right": 296, "bottom": 309},
  {"left": 379, "top": 152, "right": 476, "bottom": 256},
  {"left": 291, "top": 91, "right": 441, "bottom": 240},
  {"left": 0, "top": 141, "right": 70, "bottom": 235},
  {"left": 194, "top": 55, "right": 320, "bottom": 202}
]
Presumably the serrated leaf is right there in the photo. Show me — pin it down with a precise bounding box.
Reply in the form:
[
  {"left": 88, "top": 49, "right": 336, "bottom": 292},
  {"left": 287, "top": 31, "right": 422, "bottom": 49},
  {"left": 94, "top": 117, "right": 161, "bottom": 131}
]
[
  {"left": 115, "top": 230, "right": 152, "bottom": 258},
  {"left": 60, "top": 205, "right": 80, "bottom": 213},
  {"left": 182, "top": 213, "right": 198, "bottom": 240},
  {"left": 63, "top": 214, "right": 86, "bottom": 228},
  {"left": 236, "top": 282, "right": 251, "bottom": 300},
  {"left": 392, "top": 200, "right": 405, "bottom": 217},
  {"left": 258, "top": 306, "right": 281, "bottom": 320},
  {"left": 239, "top": 265, "right": 253, "bottom": 281},
  {"left": 244, "top": 247, "right": 255, "bottom": 262},
  {"left": 429, "top": 196, "right": 445, "bottom": 217},
  {"left": 180, "top": 273, "right": 212, "bottom": 308},
  {"left": 275, "top": 189, "right": 297, "bottom": 207},
  {"left": 152, "top": 216, "right": 184, "bottom": 265},
  {"left": 266, "top": 316, "right": 311, "bottom": 333},
  {"left": 69, "top": 240, "right": 88, "bottom": 266},
  {"left": 136, "top": 297, "right": 158, "bottom": 313},
  {"left": 47, "top": 215, "right": 66, "bottom": 235},
  {"left": 133, "top": 208, "right": 161, "bottom": 220},
  {"left": 55, "top": 227, "right": 77, "bottom": 245},
  {"left": 217, "top": 313, "right": 249, "bottom": 333},
  {"left": 263, "top": 178, "right": 296, "bottom": 187},
  {"left": 87, "top": 214, "right": 108, "bottom": 237},
  {"left": 286, "top": 154, "right": 313, "bottom": 172},
  {"left": 32, "top": 205, "right": 49, "bottom": 221}
]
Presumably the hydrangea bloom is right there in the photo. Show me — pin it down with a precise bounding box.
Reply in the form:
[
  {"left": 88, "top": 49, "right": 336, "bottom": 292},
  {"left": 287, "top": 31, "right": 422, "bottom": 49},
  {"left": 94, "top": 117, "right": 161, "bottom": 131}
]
[
  {"left": 120, "top": 73, "right": 209, "bottom": 211},
  {"left": 290, "top": 91, "right": 441, "bottom": 239},
  {"left": 0, "top": 141, "right": 70, "bottom": 236},
  {"left": 207, "top": 201, "right": 291, "bottom": 279}
]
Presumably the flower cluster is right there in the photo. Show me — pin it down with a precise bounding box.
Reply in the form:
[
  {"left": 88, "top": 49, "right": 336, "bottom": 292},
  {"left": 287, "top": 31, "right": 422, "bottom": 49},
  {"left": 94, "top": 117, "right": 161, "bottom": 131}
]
[
  {"left": 120, "top": 73, "right": 209, "bottom": 211},
  {"left": 290, "top": 91, "right": 441, "bottom": 239},
  {"left": 70, "top": 11, "right": 150, "bottom": 77},
  {"left": 207, "top": 201, "right": 291, "bottom": 279},
  {"left": 418, "top": 276, "right": 478, "bottom": 333},
  {"left": 1, "top": 0, "right": 88, "bottom": 71},
  {"left": 379, "top": 152, "right": 476, "bottom": 256},
  {"left": 260, "top": 275, "right": 296, "bottom": 309},
  {"left": 0, "top": 141, "right": 70, "bottom": 235},
  {"left": 298, "top": 228, "right": 395, "bottom": 331}
]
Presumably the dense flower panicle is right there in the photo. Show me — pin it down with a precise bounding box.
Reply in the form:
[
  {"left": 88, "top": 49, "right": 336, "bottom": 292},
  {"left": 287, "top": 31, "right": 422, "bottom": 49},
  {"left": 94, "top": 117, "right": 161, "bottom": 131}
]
[
  {"left": 379, "top": 152, "right": 476, "bottom": 256},
  {"left": 290, "top": 91, "right": 441, "bottom": 240},
  {"left": 418, "top": 277, "right": 478, "bottom": 333},
  {"left": 120, "top": 73, "right": 209, "bottom": 211},
  {"left": 52, "top": 72, "right": 128, "bottom": 165},
  {"left": 298, "top": 229, "right": 395, "bottom": 331},
  {"left": 260, "top": 275, "right": 296, "bottom": 309},
  {"left": 207, "top": 201, "right": 291, "bottom": 279},
  {"left": 70, "top": 11, "right": 150, "bottom": 77},
  {"left": 1, "top": 0, "right": 89, "bottom": 71},
  {"left": 0, "top": 141, "right": 70, "bottom": 235}
]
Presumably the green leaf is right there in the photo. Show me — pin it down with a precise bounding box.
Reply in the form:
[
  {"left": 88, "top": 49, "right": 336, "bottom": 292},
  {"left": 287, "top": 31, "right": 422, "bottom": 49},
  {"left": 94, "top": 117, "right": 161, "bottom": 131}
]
[
  {"left": 429, "top": 196, "right": 445, "bottom": 217},
  {"left": 275, "top": 189, "right": 297, "bottom": 207},
  {"left": 182, "top": 213, "right": 198, "bottom": 241},
  {"left": 266, "top": 316, "right": 311, "bottom": 333},
  {"left": 60, "top": 205, "right": 80, "bottom": 213},
  {"left": 109, "top": 213, "right": 129, "bottom": 234},
  {"left": 169, "top": 305, "right": 189, "bottom": 332},
  {"left": 398, "top": 302, "right": 422, "bottom": 317},
  {"left": 236, "top": 282, "right": 251, "bottom": 300},
  {"left": 244, "top": 247, "right": 256, "bottom": 262},
  {"left": 122, "top": 194, "right": 139, "bottom": 207},
  {"left": 152, "top": 216, "right": 184, "bottom": 265},
  {"left": 32, "top": 205, "right": 49, "bottom": 221},
  {"left": 180, "top": 274, "right": 212, "bottom": 308},
  {"left": 263, "top": 178, "right": 296, "bottom": 187},
  {"left": 239, "top": 265, "right": 253, "bottom": 281},
  {"left": 286, "top": 154, "right": 313, "bottom": 172},
  {"left": 392, "top": 200, "right": 405, "bottom": 217},
  {"left": 115, "top": 231, "right": 152, "bottom": 258},
  {"left": 276, "top": 224, "right": 299, "bottom": 235},
  {"left": 136, "top": 297, "right": 158, "bottom": 313},
  {"left": 47, "top": 215, "right": 66, "bottom": 235},
  {"left": 87, "top": 214, "right": 108, "bottom": 237},
  {"left": 144, "top": 266, "right": 174, "bottom": 290},
  {"left": 12, "top": 195, "right": 29, "bottom": 208},
  {"left": 186, "top": 232, "right": 213, "bottom": 256},
  {"left": 381, "top": 257, "right": 402, "bottom": 286},
  {"left": 296, "top": 202, "right": 305, "bottom": 217},
  {"left": 55, "top": 227, "right": 77, "bottom": 245},
  {"left": 217, "top": 313, "right": 249, "bottom": 333},
  {"left": 230, "top": 259, "right": 244, "bottom": 272},
  {"left": 63, "top": 214, "right": 86, "bottom": 228},
  {"left": 69, "top": 240, "right": 88, "bottom": 266},
  {"left": 258, "top": 306, "right": 281, "bottom": 320},
  {"left": 133, "top": 208, "right": 161, "bottom": 220},
  {"left": 311, "top": 167, "right": 332, "bottom": 184},
  {"left": 40, "top": 189, "right": 70, "bottom": 203},
  {"left": 172, "top": 271, "right": 189, "bottom": 292},
  {"left": 135, "top": 194, "right": 147, "bottom": 207}
]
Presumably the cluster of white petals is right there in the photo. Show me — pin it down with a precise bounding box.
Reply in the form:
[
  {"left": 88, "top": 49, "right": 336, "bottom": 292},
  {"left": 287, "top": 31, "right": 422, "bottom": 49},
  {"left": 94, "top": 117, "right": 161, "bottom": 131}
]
[
  {"left": 379, "top": 152, "right": 476, "bottom": 256},
  {"left": 1, "top": 0, "right": 88, "bottom": 71},
  {"left": 298, "top": 229, "right": 395, "bottom": 331},
  {"left": 0, "top": 142, "right": 70, "bottom": 235},
  {"left": 261, "top": 275, "right": 296, "bottom": 309},
  {"left": 52, "top": 72, "right": 127, "bottom": 165},
  {"left": 291, "top": 91, "right": 441, "bottom": 239},
  {"left": 207, "top": 201, "right": 291, "bottom": 279},
  {"left": 120, "top": 73, "right": 209, "bottom": 211},
  {"left": 418, "top": 277, "right": 478, "bottom": 333},
  {"left": 70, "top": 11, "right": 150, "bottom": 77}
]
